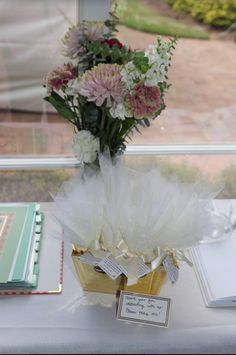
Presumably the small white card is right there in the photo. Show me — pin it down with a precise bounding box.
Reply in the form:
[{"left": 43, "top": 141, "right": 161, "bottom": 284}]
[
  {"left": 98, "top": 256, "right": 122, "bottom": 280},
  {"left": 163, "top": 255, "right": 179, "bottom": 284},
  {"left": 118, "top": 259, "right": 151, "bottom": 279},
  {"left": 78, "top": 252, "right": 100, "bottom": 266},
  {"left": 137, "top": 260, "right": 152, "bottom": 278},
  {"left": 117, "top": 291, "right": 171, "bottom": 327}
]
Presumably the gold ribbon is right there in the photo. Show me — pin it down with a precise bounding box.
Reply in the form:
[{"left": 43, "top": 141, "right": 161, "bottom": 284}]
[
  {"left": 174, "top": 249, "right": 193, "bottom": 267},
  {"left": 159, "top": 247, "right": 193, "bottom": 268},
  {"left": 109, "top": 239, "right": 140, "bottom": 285}
]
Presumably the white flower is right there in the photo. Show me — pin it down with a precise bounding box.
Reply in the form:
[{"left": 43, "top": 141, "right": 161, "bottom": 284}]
[
  {"left": 110, "top": 103, "right": 132, "bottom": 120},
  {"left": 72, "top": 130, "right": 100, "bottom": 164},
  {"left": 121, "top": 62, "right": 143, "bottom": 90},
  {"left": 65, "top": 79, "right": 79, "bottom": 96},
  {"left": 144, "top": 64, "right": 166, "bottom": 86},
  {"left": 147, "top": 40, "right": 172, "bottom": 63},
  {"left": 144, "top": 40, "right": 172, "bottom": 85},
  {"left": 121, "top": 41, "right": 171, "bottom": 91}
]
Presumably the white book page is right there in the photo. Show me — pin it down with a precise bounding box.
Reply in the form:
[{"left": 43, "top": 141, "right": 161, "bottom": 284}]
[
  {"left": 193, "top": 234, "right": 236, "bottom": 301},
  {"left": 34, "top": 232, "right": 63, "bottom": 292},
  {"left": 190, "top": 247, "right": 213, "bottom": 305}
]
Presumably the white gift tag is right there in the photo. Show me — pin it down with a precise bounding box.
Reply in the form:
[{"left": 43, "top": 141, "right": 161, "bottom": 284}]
[
  {"left": 138, "top": 260, "right": 152, "bottom": 278},
  {"left": 98, "top": 256, "right": 122, "bottom": 280},
  {"left": 118, "top": 259, "right": 151, "bottom": 278},
  {"left": 117, "top": 291, "right": 171, "bottom": 327},
  {"left": 162, "top": 254, "right": 179, "bottom": 284},
  {"left": 78, "top": 252, "right": 100, "bottom": 266}
]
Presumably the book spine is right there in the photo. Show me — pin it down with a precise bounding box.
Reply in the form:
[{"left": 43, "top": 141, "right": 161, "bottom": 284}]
[{"left": 28, "top": 210, "right": 44, "bottom": 288}]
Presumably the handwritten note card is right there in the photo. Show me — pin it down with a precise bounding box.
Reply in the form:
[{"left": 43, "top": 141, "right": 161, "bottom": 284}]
[{"left": 117, "top": 291, "right": 171, "bottom": 327}]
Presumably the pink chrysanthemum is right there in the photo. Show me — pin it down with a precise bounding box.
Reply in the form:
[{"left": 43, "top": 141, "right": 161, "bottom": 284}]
[
  {"left": 85, "top": 22, "right": 104, "bottom": 42},
  {"left": 45, "top": 63, "right": 77, "bottom": 93},
  {"left": 78, "top": 64, "right": 126, "bottom": 107},
  {"left": 127, "top": 82, "right": 162, "bottom": 119},
  {"left": 62, "top": 23, "right": 104, "bottom": 59}
]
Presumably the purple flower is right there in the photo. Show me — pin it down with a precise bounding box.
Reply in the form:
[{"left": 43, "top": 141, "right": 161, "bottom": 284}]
[{"left": 78, "top": 64, "right": 126, "bottom": 107}]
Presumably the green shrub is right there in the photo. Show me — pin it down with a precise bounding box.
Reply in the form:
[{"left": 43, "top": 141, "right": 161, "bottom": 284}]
[
  {"left": 167, "top": 0, "right": 236, "bottom": 28},
  {"left": 167, "top": 0, "right": 192, "bottom": 14},
  {"left": 214, "top": 165, "right": 236, "bottom": 199},
  {"left": 117, "top": 0, "right": 210, "bottom": 39},
  {"left": 0, "top": 170, "right": 73, "bottom": 202}
]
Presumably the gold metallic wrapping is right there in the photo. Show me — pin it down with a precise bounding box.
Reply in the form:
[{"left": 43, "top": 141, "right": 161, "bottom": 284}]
[{"left": 72, "top": 245, "right": 167, "bottom": 295}]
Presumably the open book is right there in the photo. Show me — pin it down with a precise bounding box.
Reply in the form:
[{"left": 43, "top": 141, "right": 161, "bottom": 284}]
[{"left": 190, "top": 234, "right": 236, "bottom": 307}]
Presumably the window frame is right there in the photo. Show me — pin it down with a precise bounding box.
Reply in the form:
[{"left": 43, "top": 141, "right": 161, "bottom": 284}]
[
  {"left": 1, "top": 144, "right": 236, "bottom": 170},
  {"left": 0, "top": 0, "right": 234, "bottom": 171}
]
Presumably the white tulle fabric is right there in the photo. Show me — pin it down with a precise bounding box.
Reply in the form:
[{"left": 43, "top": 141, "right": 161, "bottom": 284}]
[
  {"left": 52, "top": 152, "right": 234, "bottom": 308},
  {"left": 53, "top": 152, "right": 233, "bottom": 257}
]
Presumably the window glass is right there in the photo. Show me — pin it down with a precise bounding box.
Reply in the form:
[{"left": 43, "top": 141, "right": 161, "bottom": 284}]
[
  {"left": 116, "top": 0, "right": 236, "bottom": 145},
  {"left": 0, "top": 0, "right": 76, "bottom": 156},
  {"left": 0, "top": 0, "right": 235, "bottom": 158},
  {"left": 0, "top": 168, "right": 76, "bottom": 202},
  {"left": 124, "top": 154, "right": 236, "bottom": 199},
  {"left": 2, "top": 154, "right": 236, "bottom": 202}
]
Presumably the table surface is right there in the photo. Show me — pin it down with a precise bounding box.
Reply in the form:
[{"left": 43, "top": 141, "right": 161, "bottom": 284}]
[{"left": 1, "top": 202, "right": 236, "bottom": 354}]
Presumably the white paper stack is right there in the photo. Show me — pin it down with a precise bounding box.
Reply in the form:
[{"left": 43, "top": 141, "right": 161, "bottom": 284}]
[{"left": 190, "top": 234, "right": 236, "bottom": 307}]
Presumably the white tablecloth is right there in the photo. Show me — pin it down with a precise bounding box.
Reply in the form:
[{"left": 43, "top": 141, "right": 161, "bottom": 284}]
[{"left": 1, "top": 203, "right": 236, "bottom": 354}]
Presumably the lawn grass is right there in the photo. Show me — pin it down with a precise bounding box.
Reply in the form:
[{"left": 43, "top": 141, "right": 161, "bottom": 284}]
[{"left": 116, "top": 0, "right": 210, "bottom": 39}]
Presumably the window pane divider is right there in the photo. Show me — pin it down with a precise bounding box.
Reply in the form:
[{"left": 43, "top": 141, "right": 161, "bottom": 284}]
[{"left": 1, "top": 144, "right": 236, "bottom": 170}]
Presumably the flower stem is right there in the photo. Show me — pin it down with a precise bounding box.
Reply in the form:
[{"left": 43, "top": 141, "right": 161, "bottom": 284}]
[
  {"left": 68, "top": 96, "right": 82, "bottom": 130},
  {"left": 100, "top": 108, "right": 106, "bottom": 132}
]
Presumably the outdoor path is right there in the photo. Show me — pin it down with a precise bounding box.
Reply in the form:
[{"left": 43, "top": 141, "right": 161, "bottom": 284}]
[{"left": 117, "top": 26, "right": 236, "bottom": 176}]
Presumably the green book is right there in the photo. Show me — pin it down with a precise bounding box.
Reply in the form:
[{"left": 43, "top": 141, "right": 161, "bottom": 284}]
[{"left": 0, "top": 203, "right": 43, "bottom": 288}]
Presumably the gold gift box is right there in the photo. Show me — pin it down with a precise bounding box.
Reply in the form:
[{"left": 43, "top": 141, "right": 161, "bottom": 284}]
[{"left": 72, "top": 245, "right": 167, "bottom": 295}]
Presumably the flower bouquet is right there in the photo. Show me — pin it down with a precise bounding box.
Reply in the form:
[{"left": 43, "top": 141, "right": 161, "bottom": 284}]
[
  {"left": 44, "top": 11, "right": 176, "bottom": 168},
  {"left": 45, "top": 12, "right": 233, "bottom": 296}
]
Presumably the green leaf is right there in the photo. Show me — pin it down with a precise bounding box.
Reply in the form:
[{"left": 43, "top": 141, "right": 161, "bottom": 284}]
[
  {"left": 82, "top": 103, "right": 101, "bottom": 131},
  {"left": 109, "top": 119, "right": 121, "bottom": 140},
  {"left": 111, "top": 45, "right": 121, "bottom": 61},
  {"left": 78, "top": 95, "right": 87, "bottom": 106},
  {"left": 89, "top": 41, "right": 101, "bottom": 55},
  {"left": 101, "top": 44, "right": 111, "bottom": 58},
  {"left": 133, "top": 51, "right": 149, "bottom": 73},
  {"left": 154, "top": 103, "right": 166, "bottom": 118},
  {"left": 99, "top": 130, "right": 108, "bottom": 152},
  {"left": 118, "top": 118, "right": 135, "bottom": 138},
  {"left": 46, "top": 91, "right": 65, "bottom": 105},
  {"left": 134, "top": 125, "right": 142, "bottom": 135},
  {"left": 143, "top": 118, "right": 150, "bottom": 127},
  {"left": 44, "top": 91, "right": 76, "bottom": 121}
]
